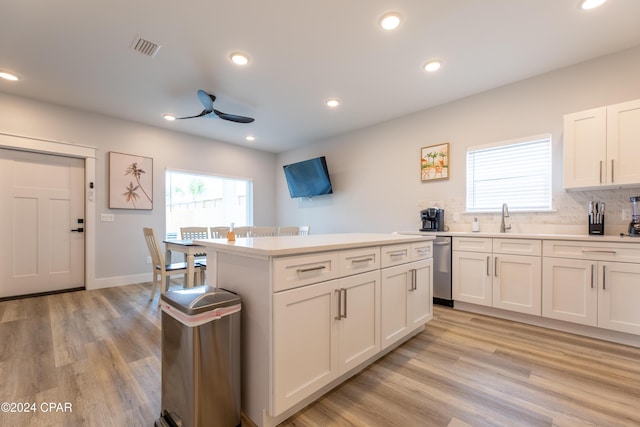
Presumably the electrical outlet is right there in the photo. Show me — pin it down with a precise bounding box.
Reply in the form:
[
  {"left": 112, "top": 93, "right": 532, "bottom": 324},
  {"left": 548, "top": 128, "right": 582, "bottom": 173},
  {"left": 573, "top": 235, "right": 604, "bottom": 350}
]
[
  {"left": 100, "top": 213, "right": 115, "bottom": 222},
  {"left": 146, "top": 256, "right": 152, "bottom": 264},
  {"left": 453, "top": 212, "right": 460, "bottom": 221}
]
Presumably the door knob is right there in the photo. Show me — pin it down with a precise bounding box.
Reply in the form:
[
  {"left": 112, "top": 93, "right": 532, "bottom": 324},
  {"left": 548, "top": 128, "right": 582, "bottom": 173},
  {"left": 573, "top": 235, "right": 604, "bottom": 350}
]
[{"left": 70, "top": 228, "right": 84, "bottom": 232}]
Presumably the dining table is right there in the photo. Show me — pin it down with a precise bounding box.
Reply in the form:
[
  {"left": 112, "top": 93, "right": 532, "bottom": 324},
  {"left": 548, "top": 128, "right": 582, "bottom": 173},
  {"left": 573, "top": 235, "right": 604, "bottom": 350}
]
[{"left": 163, "top": 239, "right": 207, "bottom": 288}]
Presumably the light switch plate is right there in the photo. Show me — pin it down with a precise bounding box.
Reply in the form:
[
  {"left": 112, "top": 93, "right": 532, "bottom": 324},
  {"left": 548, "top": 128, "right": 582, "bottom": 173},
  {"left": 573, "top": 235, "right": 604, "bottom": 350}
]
[{"left": 100, "top": 213, "right": 115, "bottom": 222}]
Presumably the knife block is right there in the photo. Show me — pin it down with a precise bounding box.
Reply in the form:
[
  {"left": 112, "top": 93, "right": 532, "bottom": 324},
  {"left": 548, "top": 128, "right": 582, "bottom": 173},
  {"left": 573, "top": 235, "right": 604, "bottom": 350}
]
[{"left": 589, "top": 215, "right": 605, "bottom": 235}]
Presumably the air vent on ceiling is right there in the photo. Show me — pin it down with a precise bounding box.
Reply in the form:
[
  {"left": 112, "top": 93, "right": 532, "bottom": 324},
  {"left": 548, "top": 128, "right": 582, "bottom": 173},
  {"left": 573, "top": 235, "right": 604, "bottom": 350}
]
[{"left": 130, "top": 35, "right": 161, "bottom": 58}]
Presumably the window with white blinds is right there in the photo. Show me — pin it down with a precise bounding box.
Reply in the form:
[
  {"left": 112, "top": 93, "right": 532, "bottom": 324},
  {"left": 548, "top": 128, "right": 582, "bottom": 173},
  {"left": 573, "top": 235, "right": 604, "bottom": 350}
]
[{"left": 466, "top": 134, "right": 552, "bottom": 212}]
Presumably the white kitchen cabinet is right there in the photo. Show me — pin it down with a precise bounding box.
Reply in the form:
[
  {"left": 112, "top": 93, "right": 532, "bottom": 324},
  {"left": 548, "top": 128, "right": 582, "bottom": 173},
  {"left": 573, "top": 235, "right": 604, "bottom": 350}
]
[
  {"left": 452, "top": 250, "right": 492, "bottom": 306},
  {"left": 381, "top": 243, "right": 433, "bottom": 350},
  {"left": 542, "top": 240, "right": 640, "bottom": 335},
  {"left": 563, "top": 98, "right": 640, "bottom": 189},
  {"left": 273, "top": 269, "right": 380, "bottom": 414},
  {"left": 542, "top": 257, "right": 598, "bottom": 326},
  {"left": 453, "top": 237, "right": 542, "bottom": 315}
]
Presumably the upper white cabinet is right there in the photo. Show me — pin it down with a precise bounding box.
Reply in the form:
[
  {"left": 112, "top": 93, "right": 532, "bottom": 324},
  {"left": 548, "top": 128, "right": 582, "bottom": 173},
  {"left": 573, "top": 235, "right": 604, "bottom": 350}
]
[{"left": 563, "top": 98, "right": 640, "bottom": 189}]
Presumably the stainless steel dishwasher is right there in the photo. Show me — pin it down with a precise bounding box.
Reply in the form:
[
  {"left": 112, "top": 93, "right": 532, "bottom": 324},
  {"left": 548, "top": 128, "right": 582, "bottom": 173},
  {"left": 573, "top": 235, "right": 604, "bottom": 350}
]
[{"left": 433, "top": 236, "right": 453, "bottom": 307}]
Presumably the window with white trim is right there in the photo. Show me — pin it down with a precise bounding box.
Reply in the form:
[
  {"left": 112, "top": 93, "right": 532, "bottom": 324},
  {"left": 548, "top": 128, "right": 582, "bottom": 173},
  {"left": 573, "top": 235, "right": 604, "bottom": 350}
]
[{"left": 466, "top": 134, "right": 552, "bottom": 212}]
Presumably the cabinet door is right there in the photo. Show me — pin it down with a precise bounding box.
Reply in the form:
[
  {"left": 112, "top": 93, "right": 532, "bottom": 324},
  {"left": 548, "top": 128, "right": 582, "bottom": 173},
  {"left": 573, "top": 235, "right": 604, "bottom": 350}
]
[
  {"left": 452, "top": 251, "right": 492, "bottom": 306},
  {"left": 563, "top": 107, "right": 607, "bottom": 189},
  {"left": 273, "top": 280, "right": 338, "bottom": 415},
  {"left": 408, "top": 258, "right": 433, "bottom": 328},
  {"left": 337, "top": 271, "right": 380, "bottom": 373},
  {"left": 542, "top": 258, "right": 597, "bottom": 326},
  {"left": 380, "top": 264, "right": 411, "bottom": 349},
  {"left": 607, "top": 99, "right": 640, "bottom": 185},
  {"left": 492, "top": 254, "right": 541, "bottom": 315},
  {"left": 598, "top": 262, "right": 640, "bottom": 335}
]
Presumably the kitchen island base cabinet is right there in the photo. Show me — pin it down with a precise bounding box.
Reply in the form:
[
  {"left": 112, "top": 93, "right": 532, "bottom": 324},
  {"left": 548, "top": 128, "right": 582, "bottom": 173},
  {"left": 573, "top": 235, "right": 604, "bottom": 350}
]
[
  {"left": 381, "top": 258, "right": 433, "bottom": 349},
  {"left": 273, "top": 270, "right": 380, "bottom": 415}
]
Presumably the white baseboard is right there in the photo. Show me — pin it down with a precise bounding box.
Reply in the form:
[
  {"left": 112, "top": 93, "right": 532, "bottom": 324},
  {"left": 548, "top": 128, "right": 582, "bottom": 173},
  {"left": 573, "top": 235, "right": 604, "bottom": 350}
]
[{"left": 88, "top": 273, "right": 152, "bottom": 290}]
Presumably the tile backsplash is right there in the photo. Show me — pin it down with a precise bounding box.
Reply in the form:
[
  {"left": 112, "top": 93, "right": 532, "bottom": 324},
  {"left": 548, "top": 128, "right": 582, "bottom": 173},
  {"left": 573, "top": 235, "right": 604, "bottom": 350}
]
[{"left": 440, "top": 188, "right": 640, "bottom": 235}]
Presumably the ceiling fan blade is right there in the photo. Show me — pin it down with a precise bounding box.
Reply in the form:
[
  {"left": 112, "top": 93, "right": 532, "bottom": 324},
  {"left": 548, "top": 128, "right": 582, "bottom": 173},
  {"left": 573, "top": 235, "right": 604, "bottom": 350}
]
[
  {"left": 175, "top": 110, "right": 208, "bottom": 120},
  {"left": 213, "top": 109, "right": 255, "bottom": 123},
  {"left": 197, "top": 89, "right": 215, "bottom": 113}
]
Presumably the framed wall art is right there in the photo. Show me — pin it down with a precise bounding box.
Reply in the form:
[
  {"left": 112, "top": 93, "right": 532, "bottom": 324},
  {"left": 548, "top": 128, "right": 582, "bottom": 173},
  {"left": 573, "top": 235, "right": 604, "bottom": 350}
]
[
  {"left": 109, "top": 151, "right": 153, "bottom": 209},
  {"left": 420, "top": 142, "right": 449, "bottom": 182}
]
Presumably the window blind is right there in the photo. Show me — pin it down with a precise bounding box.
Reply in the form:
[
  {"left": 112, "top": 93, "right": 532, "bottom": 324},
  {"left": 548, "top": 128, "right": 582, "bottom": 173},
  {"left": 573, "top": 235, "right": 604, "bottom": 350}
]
[{"left": 466, "top": 134, "right": 552, "bottom": 212}]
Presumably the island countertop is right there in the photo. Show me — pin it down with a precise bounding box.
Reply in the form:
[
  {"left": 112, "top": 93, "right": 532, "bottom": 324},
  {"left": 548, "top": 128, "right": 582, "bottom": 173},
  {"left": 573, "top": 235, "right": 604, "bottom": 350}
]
[{"left": 194, "top": 232, "right": 434, "bottom": 257}]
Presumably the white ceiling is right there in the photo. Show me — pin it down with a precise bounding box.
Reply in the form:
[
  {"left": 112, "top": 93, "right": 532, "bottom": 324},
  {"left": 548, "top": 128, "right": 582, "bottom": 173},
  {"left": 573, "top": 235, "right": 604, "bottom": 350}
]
[{"left": 2, "top": 1, "right": 640, "bottom": 153}]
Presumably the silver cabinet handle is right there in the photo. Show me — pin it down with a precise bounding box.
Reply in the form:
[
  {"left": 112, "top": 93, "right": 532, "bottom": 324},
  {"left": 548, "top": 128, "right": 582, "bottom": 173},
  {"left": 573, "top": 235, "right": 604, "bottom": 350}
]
[
  {"left": 408, "top": 269, "right": 417, "bottom": 291},
  {"left": 297, "top": 265, "right": 326, "bottom": 273},
  {"left": 389, "top": 250, "right": 408, "bottom": 257},
  {"left": 611, "top": 159, "right": 614, "bottom": 183},
  {"left": 351, "top": 257, "right": 374, "bottom": 264},
  {"left": 582, "top": 250, "right": 617, "bottom": 255},
  {"left": 591, "top": 264, "right": 595, "bottom": 289},
  {"left": 486, "top": 256, "right": 491, "bottom": 276},
  {"left": 335, "top": 289, "right": 347, "bottom": 319},
  {"left": 599, "top": 160, "right": 603, "bottom": 184},
  {"left": 494, "top": 256, "right": 498, "bottom": 277},
  {"left": 602, "top": 265, "right": 607, "bottom": 290}
]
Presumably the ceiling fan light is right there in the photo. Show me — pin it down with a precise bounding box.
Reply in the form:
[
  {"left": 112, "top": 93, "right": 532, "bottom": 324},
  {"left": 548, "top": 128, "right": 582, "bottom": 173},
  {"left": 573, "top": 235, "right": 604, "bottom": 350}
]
[
  {"left": 230, "top": 52, "right": 249, "bottom": 66},
  {"left": 162, "top": 114, "right": 176, "bottom": 121},
  {"left": 581, "top": 0, "right": 607, "bottom": 10},
  {"left": 423, "top": 60, "right": 442, "bottom": 72},
  {"left": 379, "top": 13, "right": 401, "bottom": 30},
  {"left": 0, "top": 71, "right": 20, "bottom": 81}
]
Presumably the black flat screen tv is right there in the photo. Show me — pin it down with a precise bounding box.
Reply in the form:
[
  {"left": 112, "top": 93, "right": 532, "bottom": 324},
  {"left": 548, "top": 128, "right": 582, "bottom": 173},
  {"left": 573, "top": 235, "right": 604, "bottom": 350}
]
[{"left": 283, "top": 156, "right": 333, "bottom": 198}]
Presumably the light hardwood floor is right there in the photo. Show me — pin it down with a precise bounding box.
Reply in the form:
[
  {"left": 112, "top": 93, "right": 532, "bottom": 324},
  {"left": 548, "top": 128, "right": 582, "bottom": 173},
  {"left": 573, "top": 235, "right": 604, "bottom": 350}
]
[{"left": 1, "top": 284, "right": 639, "bottom": 427}]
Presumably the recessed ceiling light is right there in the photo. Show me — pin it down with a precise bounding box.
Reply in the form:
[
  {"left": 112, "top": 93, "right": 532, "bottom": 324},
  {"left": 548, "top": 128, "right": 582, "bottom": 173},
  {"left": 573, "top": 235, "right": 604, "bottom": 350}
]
[
  {"left": 423, "top": 60, "right": 442, "bottom": 73},
  {"left": 0, "top": 70, "right": 21, "bottom": 81},
  {"left": 162, "top": 114, "right": 176, "bottom": 121},
  {"left": 379, "top": 12, "right": 402, "bottom": 30},
  {"left": 246, "top": 135, "right": 255, "bottom": 142},
  {"left": 230, "top": 52, "right": 249, "bottom": 66},
  {"left": 326, "top": 98, "right": 340, "bottom": 108},
  {"left": 581, "top": 0, "right": 607, "bottom": 10}
]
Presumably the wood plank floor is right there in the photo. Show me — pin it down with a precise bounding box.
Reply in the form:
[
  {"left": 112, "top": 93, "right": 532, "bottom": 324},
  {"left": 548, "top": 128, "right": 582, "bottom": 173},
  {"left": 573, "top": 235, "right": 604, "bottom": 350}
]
[{"left": 1, "top": 284, "right": 639, "bottom": 427}]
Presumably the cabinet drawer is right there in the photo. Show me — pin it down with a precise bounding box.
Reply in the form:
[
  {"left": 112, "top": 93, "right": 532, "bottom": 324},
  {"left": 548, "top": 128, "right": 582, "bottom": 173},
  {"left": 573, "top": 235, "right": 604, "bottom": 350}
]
[
  {"left": 543, "top": 240, "right": 640, "bottom": 263},
  {"left": 381, "top": 244, "right": 411, "bottom": 268},
  {"left": 411, "top": 241, "right": 433, "bottom": 261},
  {"left": 273, "top": 252, "right": 340, "bottom": 292},
  {"left": 452, "top": 237, "right": 492, "bottom": 253},
  {"left": 339, "top": 247, "right": 381, "bottom": 275},
  {"left": 493, "top": 238, "right": 541, "bottom": 256}
]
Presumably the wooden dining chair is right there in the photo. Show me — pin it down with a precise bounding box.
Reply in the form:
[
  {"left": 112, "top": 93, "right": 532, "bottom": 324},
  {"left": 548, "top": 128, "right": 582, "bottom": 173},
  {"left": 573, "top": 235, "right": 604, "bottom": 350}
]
[
  {"left": 233, "top": 226, "right": 252, "bottom": 238},
  {"left": 299, "top": 225, "right": 310, "bottom": 236},
  {"left": 210, "top": 226, "right": 230, "bottom": 239},
  {"left": 143, "top": 228, "right": 205, "bottom": 303},
  {"left": 250, "top": 226, "right": 277, "bottom": 237},
  {"left": 179, "top": 226, "right": 209, "bottom": 265},
  {"left": 278, "top": 226, "right": 301, "bottom": 236}
]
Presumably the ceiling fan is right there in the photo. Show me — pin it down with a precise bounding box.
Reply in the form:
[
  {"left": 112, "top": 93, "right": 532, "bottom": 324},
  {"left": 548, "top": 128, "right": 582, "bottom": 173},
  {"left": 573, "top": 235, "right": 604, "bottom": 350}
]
[{"left": 176, "top": 89, "right": 255, "bottom": 123}]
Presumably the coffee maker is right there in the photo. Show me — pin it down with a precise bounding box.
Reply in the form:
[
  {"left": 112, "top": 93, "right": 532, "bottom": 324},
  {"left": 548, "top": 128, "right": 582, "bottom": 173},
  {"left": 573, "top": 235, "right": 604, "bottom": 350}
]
[
  {"left": 420, "top": 208, "right": 445, "bottom": 231},
  {"left": 630, "top": 196, "right": 640, "bottom": 236}
]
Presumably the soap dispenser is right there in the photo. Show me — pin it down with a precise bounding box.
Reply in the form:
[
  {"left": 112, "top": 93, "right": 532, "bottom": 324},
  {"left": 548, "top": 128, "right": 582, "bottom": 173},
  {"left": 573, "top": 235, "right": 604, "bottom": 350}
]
[{"left": 472, "top": 217, "right": 480, "bottom": 232}]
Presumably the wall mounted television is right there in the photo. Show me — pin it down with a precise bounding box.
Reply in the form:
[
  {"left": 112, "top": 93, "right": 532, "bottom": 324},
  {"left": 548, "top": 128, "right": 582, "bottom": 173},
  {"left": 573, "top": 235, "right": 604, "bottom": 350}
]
[{"left": 283, "top": 156, "right": 333, "bottom": 198}]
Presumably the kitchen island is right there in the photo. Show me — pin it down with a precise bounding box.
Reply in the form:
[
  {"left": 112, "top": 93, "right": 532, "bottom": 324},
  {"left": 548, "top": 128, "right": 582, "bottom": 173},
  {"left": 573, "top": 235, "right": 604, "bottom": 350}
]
[{"left": 195, "top": 233, "right": 435, "bottom": 427}]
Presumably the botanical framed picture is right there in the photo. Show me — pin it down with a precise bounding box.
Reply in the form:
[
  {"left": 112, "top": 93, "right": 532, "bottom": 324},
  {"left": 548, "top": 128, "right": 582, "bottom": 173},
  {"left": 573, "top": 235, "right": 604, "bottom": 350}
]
[
  {"left": 109, "top": 151, "right": 153, "bottom": 209},
  {"left": 420, "top": 142, "right": 449, "bottom": 182}
]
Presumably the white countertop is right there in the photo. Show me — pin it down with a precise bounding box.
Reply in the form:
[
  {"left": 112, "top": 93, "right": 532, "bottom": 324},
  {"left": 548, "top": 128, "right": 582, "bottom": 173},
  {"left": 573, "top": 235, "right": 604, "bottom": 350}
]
[
  {"left": 398, "top": 230, "right": 640, "bottom": 244},
  {"left": 194, "top": 232, "right": 434, "bottom": 257}
]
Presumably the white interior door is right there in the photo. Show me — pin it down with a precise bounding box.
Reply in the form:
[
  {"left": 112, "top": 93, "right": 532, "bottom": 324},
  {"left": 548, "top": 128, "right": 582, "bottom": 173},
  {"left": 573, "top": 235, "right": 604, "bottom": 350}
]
[{"left": 0, "top": 149, "right": 85, "bottom": 298}]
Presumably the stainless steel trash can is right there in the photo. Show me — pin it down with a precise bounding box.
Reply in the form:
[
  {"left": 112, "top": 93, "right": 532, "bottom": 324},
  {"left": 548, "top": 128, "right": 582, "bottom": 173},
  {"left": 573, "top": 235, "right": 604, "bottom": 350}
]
[{"left": 157, "top": 286, "right": 241, "bottom": 427}]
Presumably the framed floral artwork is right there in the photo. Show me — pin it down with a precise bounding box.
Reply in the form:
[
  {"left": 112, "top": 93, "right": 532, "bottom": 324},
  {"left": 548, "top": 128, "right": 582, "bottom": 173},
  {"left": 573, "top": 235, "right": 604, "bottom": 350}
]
[
  {"left": 420, "top": 143, "right": 449, "bottom": 182},
  {"left": 109, "top": 151, "right": 153, "bottom": 209}
]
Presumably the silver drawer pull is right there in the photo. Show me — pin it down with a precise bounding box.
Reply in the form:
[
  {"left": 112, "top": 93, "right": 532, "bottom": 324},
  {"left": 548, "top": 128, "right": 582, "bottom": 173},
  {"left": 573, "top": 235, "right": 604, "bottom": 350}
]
[
  {"left": 416, "top": 248, "right": 431, "bottom": 254},
  {"left": 582, "top": 250, "right": 617, "bottom": 255},
  {"left": 297, "top": 265, "right": 327, "bottom": 273},
  {"left": 351, "top": 257, "right": 374, "bottom": 264},
  {"left": 389, "top": 251, "right": 408, "bottom": 257}
]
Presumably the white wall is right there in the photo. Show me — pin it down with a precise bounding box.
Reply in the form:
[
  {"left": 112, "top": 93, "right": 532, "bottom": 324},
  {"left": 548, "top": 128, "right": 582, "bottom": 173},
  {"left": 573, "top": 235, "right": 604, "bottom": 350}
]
[
  {"left": 277, "top": 45, "right": 640, "bottom": 235},
  {"left": 0, "top": 93, "right": 277, "bottom": 286}
]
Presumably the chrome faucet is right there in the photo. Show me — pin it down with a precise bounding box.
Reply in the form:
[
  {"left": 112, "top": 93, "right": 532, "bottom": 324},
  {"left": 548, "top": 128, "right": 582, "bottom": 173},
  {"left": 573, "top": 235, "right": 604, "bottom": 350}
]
[{"left": 500, "top": 203, "right": 511, "bottom": 233}]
